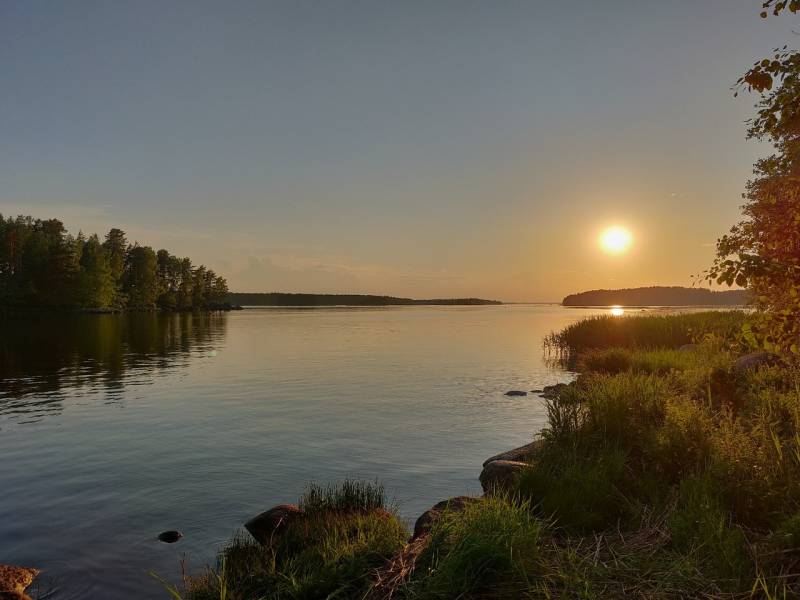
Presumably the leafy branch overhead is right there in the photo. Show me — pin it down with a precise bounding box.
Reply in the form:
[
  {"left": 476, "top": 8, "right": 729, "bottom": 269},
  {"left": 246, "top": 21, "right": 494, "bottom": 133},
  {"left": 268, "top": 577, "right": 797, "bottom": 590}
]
[{"left": 708, "top": 4, "right": 800, "bottom": 353}]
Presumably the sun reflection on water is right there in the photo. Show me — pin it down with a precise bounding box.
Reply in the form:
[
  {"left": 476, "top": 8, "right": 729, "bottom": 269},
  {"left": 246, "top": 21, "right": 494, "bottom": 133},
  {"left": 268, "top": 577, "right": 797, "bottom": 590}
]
[{"left": 610, "top": 306, "right": 624, "bottom": 317}]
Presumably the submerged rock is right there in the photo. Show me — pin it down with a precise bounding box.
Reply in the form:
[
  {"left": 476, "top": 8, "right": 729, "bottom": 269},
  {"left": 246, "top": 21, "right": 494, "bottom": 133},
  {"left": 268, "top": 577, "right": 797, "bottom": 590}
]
[
  {"left": 157, "top": 530, "right": 183, "bottom": 543},
  {"left": 504, "top": 390, "right": 528, "bottom": 397},
  {"left": 245, "top": 504, "right": 304, "bottom": 545},
  {"left": 0, "top": 565, "right": 39, "bottom": 598},
  {"left": 479, "top": 460, "right": 528, "bottom": 494},
  {"left": 412, "top": 496, "right": 481, "bottom": 539},
  {"left": 733, "top": 351, "right": 779, "bottom": 373},
  {"left": 482, "top": 439, "right": 545, "bottom": 467}
]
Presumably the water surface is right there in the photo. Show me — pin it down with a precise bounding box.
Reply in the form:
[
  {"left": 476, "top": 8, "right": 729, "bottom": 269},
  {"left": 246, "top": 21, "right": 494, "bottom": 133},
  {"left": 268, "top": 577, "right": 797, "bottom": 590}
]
[{"left": 0, "top": 305, "right": 608, "bottom": 599}]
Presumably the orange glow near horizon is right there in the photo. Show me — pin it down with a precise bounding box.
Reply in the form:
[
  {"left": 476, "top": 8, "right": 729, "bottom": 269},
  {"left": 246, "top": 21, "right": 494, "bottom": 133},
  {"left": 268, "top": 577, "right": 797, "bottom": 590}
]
[{"left": 599, "top": 226, "right": 633, "bottom": 255}]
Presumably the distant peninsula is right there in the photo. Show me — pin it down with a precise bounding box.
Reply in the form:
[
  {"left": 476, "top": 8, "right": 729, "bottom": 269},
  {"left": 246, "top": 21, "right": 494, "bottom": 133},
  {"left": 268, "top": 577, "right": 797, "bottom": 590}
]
[
  {"left": 562, "top": 286, "right": 749, "bottom": 307},
  {"left": 227, "top": 293, "right": 502, "bottom": 307}
]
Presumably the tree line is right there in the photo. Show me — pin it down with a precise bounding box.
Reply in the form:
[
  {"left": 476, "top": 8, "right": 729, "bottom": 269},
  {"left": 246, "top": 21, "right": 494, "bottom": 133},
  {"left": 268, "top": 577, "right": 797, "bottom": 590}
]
[
  {"left": 0, "top": 214, "right": 229, "bottom": 311},
  {"left": 562, "top": 286, "right": 749, "bottom": 307}
]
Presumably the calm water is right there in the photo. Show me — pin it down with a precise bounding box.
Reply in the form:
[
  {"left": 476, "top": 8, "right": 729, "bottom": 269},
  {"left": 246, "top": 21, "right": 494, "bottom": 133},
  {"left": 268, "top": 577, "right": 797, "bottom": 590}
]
[{"left": 0, "top": 305, "right": 609, "bottom": 599}]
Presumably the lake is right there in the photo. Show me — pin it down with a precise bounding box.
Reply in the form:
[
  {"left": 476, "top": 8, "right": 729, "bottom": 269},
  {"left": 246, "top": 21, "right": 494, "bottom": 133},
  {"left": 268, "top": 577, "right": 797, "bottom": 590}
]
[{"left": 0, "top": 304, "right": 611, "bottom": 599}]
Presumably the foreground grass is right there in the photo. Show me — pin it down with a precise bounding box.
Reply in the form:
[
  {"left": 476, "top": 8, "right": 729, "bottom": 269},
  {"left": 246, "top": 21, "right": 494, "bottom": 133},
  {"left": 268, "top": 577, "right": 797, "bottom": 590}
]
[
  {"left": 161, "top": 481, "right": 407, "bottom": 600},
  {"left": 171, "top": 311, "right": 800, "bottom": 598}
]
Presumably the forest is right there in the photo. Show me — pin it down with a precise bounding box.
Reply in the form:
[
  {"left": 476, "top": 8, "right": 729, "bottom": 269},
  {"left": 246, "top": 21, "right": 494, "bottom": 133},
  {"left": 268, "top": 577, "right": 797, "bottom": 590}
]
[
  {"left": 0, "top": 214, "right": 229, "bottom": 311},
  {"left": 562, "top": 286, "right": 750, "bottom": 307}
]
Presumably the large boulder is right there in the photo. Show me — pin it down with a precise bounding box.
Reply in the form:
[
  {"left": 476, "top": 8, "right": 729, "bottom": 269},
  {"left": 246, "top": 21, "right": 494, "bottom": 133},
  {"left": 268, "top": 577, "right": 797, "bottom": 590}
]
[
  {"left": 733, "top": 351, "right": 779, "bottom": 373},
  {"left": 479, "top": 460, "right": 528, "bottom": 494},
  {"left": 412, "top": 496, "right": 481, "bottom": 539},
  {"left": 482, "top": 439, "right": 544, "bottom": 467},
  {"left": 244, "top": 504, "right": 304, "bottom": 545},
  {"left": 0, "top": 565, "right": 39, "bottom": 599}
]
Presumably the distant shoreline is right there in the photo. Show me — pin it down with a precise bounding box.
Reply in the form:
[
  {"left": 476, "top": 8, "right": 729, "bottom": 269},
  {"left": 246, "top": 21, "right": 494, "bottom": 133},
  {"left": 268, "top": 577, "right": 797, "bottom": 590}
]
[
  {"left": 227, "top": 293, "right": 502, "bottom": 306},
  {"left": 562, "top": 286, "right": 749, "bottom": 307}
]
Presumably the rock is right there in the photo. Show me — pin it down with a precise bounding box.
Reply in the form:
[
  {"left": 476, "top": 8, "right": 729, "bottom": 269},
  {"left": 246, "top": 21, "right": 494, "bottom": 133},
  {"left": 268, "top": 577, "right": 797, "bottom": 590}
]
[
  {"left": 678, "top": 343, "right": 697, "bottom": 352},
  {"left": 479, "top": 460, "right": 528, "bottom": 494},
  {"left": 412, "top": 496, "right": 481, "bottom": 539},
  {"left": 539, "top": 383, "right": 570, "bottom": 399},
  {"left": 157, "top": 530, "right": 183, "bottom": 543},
  {"left": 504, "top": 390, "right": 527, "bottom": 396},
  {"left": 245, "top": 504, "right": 304, "bottom": 545},
  {"left": 482, "top": 439, "right": 545, "bottom": 467},
  {"left": 530, "top": 389, "right": 544, "bottom": 394},
  {"left": 0, "top": 565, "right": 39, "bottom": 597},
  {"left": 733, "top": 351, "right": 779, "bottom": 373}
]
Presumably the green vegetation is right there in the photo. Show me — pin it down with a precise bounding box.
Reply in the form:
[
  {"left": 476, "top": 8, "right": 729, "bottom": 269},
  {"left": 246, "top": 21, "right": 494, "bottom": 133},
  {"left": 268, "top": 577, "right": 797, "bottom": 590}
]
[
  {"left": 162, "top": 481, "right": 407, "bottom": 600},
  {"left": 406, "top": 494, "right": 541, "bottom": 599},
  {"left": 544, "top": 310, "right": 747, "bottom": 361},
  {"left": 227, "top": 292, "right": 501, "bottom": 307},
  {"left": 562, "top": 286, "right": 749, "bottom": 307},
  {"left": 0, "top": 215, "right": 229, "bottom": 311}
]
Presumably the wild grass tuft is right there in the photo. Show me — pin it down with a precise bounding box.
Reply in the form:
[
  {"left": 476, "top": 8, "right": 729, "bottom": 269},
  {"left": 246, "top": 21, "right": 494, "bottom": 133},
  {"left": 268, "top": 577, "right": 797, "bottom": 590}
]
[
  {"left": 299, "top": 479, "right": 388, "bottom": 515},
  {"left": 408, "top": 494, "right": 541, "bottom": 599},
  {"left": 165, "top": 480, "right": 406, "bottom": 600}
]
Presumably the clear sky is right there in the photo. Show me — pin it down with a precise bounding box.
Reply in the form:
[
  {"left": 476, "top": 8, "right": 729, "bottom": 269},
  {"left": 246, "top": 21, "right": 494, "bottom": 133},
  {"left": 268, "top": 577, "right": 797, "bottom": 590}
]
[{"left": 1, "top": 1, "right": 794, "bottom": 301}]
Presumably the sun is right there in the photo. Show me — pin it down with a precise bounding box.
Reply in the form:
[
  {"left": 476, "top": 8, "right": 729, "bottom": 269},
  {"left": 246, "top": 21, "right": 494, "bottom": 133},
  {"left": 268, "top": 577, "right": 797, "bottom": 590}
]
[{"left": 599, "top": 226, "right": 633, "bottom": 255}]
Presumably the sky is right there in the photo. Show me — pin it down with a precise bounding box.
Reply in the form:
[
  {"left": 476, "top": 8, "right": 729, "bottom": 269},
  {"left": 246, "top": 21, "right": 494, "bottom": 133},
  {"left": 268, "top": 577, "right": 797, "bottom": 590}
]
[{"left": 0, "top": 1, "right": 795, "bottom": 302}]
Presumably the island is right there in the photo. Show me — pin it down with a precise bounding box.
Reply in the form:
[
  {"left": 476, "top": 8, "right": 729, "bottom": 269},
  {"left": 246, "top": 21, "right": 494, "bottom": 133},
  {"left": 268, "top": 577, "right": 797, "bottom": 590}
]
[
  {"left": 562, "top": 286, "right": 749, "bottom": 307},
  {"left": 227, "top": 293, "right": 502, "bottom": 306}
]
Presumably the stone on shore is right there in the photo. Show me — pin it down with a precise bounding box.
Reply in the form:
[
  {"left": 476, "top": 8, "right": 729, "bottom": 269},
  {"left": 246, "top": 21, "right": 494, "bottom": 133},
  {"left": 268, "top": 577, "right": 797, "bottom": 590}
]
[
  {"left": 412, "top": 496, "right": 481, "bottom": 539},
  {"left": 678, "top": 343, "right": 697, "bottom": 352},
  {"left": 479, "top": 460, "right": 528, "bottom": 494},
  {"left": 482, "top": 439, "right": 544, "bottom": 467},
  {"left": 245, "top": 504, "right": 304, "bottom": 545},
  {"left": 504, "top": 390, "right": 528, "bottom": 396},
  {"left": 733, "top": 351, "right": 778, "bottom": 373},
  {"left": 539, "top": 383, "right": 570, "bottom": 399},
  {"left": 0, "top": 565, "right": 39, "bottom": 598}
]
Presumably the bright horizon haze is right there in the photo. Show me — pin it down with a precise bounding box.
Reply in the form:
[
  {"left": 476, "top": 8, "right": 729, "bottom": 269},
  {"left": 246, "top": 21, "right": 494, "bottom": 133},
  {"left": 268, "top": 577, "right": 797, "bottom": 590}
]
[{"left": 1, "top": 1, "right": 791, "bottom": 301}]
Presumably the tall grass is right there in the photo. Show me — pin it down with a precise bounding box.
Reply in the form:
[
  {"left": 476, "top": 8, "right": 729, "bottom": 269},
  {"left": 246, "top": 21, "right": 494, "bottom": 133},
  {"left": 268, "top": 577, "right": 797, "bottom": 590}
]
[
  {"left": 407, "top": 494, "right": 541, "bottom": 599},
  {"left": 545, "top": 310, "right": 747, "bottom": 359},
  {"left": 299, "top": 479, "right": 388, "bottom": 515},
  {"left": 522, "top": 312, "right": 800, "bottom": 595},
  {"left": 166, "top": 480, "right": 406, "bottom": 600}
]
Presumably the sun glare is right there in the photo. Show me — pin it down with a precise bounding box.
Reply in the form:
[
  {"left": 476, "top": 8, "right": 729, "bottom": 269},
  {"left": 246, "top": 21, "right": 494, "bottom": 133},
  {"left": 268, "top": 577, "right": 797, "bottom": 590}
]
[{"left": 599, "top": 226, "right": 633, "bottom": 255}]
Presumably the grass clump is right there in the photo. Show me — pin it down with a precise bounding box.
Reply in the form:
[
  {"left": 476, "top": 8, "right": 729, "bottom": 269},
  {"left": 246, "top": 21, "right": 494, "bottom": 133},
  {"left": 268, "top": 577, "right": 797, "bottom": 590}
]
[
  {"left": 407, "top": 494, "right": 541, "bottom": 599},
  {"left": 300, "top": 479, "right": 387, "bottom": 515},
  {"left": 167, "top": 480, "right": 406, "bottom": 600}
]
